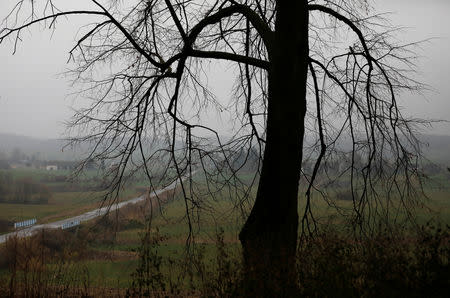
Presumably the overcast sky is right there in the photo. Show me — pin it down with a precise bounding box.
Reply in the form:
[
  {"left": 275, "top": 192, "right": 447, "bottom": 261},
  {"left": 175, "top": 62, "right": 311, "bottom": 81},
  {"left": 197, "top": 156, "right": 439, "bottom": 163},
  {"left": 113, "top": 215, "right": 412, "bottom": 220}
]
[{"left": 0, "top": 0, "right": 449, "bottom": 139}]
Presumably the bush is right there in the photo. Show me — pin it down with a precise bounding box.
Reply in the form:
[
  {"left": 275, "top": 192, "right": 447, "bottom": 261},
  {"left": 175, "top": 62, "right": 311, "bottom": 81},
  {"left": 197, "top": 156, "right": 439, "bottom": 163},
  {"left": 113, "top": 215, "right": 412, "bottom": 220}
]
[
  {"left": 335, "top": 189, "right": 354, "bottom": 201},
  {"left": 123, "top": 219, "right": 145, "bottom": 230},
  {"left": 1, "top": 219, "right": 448, "bottom": 297},
  {"left": 0, "top": 219, "right": 12, "bottom": 234},
  {"left": 0, "top": 173, "right": 52, "bottom": 204},
  {"left": 127, "top": 228, "right": 173, "bottom": 297},
  {"left": 0, "top": 230, "right": 94, "bottom": 297},
  {"left": 296, "top": 224, "right": 449, "bottom": 297}
]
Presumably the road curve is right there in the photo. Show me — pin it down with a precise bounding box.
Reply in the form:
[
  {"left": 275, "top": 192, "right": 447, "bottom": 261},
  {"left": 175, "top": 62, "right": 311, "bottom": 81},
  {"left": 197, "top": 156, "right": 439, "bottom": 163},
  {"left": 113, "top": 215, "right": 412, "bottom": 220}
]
[{"left": 0, "top": 177, "right": 184, "bottom": 244}]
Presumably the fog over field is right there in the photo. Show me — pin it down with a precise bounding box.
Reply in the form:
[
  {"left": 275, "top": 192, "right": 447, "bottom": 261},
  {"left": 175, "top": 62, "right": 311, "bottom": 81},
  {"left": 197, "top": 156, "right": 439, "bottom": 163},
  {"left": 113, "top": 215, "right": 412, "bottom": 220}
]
[{"left": 0, "top": 0, "right": 449, "bottom": 139}]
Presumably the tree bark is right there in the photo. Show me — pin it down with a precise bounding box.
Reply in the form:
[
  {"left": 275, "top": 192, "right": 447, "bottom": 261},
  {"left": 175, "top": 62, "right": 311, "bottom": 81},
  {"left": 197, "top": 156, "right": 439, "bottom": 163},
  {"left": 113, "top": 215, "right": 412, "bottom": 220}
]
[{"left": 239, "top": 1, "right": 309, "bottom": 295}]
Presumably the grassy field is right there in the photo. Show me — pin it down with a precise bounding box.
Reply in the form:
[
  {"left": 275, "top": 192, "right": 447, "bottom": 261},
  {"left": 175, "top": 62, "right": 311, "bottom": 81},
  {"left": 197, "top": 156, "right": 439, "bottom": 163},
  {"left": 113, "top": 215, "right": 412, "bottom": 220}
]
[
  {"left": 0, "top": 168, "right": 147, "bottom": 232},
  {"left": 0, "top": 168, "right": 449, "bottom": 294},
  {"left": 1, "top": 165, "right": 448, "bottom": 238}
]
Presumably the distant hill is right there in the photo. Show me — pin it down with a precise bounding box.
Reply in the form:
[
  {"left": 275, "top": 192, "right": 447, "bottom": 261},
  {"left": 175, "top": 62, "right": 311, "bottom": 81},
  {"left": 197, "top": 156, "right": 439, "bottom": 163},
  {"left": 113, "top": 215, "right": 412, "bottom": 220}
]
[
  {"left": 0, "top": 132, "right": 448, "bottom": 164},
  {"left": 0, "top": 133, "right": 86, "bottom": 161}
]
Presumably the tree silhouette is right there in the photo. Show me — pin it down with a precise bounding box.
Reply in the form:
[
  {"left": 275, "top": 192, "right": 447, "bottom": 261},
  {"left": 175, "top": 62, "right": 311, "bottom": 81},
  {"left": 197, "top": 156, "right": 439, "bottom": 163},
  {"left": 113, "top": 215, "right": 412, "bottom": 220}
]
[{"left": 1, "top": 0, "right": 424, "bottom": 294}]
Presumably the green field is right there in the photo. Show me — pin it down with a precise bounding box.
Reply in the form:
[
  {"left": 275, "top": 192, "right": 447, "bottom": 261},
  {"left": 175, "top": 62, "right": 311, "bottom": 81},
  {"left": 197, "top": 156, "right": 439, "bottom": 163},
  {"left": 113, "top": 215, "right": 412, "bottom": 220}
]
[
  {"left": 0, "top": 168, "right": 449, "bottom": 293},
  {"left": 0, "top": 168, "right": 147, "bottom": 232}
]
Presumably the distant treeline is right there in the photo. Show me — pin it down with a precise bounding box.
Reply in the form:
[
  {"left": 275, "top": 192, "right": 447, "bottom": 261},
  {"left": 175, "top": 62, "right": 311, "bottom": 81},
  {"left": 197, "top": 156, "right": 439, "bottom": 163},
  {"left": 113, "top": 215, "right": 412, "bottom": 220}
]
[{"left": 0, "top": 172, "right": 52, "bottom": 204}]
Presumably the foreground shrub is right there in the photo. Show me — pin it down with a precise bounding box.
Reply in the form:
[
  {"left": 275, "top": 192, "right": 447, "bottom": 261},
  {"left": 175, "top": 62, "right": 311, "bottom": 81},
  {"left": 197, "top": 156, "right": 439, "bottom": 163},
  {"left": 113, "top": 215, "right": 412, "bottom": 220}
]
[
  {"left": 1, "top": 222, "right": 448, "bottom": 297},
  {"left": 297, "top": 223, "right": 449, "bottom": 298}
]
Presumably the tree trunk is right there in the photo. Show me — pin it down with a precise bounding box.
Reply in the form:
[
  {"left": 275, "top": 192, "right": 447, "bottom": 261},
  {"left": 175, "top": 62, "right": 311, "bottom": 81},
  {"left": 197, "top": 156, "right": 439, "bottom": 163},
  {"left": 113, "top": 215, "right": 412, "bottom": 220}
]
[{"left": 239, "top": 1, "right": 309, "bottom": 295}]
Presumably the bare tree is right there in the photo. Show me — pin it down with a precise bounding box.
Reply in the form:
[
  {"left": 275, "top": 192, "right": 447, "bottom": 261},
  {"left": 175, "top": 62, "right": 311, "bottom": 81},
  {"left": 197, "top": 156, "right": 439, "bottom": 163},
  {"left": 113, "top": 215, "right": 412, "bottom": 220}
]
[{"left": 1, "top": 0, "right": 424, "bottom": 294}]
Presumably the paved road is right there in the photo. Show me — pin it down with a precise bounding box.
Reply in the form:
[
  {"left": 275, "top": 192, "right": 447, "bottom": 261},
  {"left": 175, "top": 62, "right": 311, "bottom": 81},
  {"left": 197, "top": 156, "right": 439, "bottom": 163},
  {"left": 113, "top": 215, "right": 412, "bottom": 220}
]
[{"left": 0, "top": 177, "right": 184, "bottom": 244}]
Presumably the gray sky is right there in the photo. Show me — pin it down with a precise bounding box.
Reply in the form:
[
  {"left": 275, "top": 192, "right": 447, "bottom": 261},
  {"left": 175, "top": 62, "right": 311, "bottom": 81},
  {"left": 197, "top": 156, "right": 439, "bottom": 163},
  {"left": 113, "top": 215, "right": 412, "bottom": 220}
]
[{"left": 0, "top": 0, "right": 449, "bottom": 139}]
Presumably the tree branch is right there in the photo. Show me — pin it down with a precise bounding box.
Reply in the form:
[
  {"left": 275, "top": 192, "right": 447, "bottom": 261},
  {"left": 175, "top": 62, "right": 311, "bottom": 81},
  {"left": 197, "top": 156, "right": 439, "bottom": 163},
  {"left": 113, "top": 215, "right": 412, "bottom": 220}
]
[
  {"left": 188, "top": 4, "right": 273, "bottom": 52},
  {"left": 90, "top": 0, "right": 163, "bottom": 68},
  {"left": 0, "top": 11, "right": 106, "bottom": 43},
  {"left": 308, "top": 4, "right": 372, "bottom": 63},
  {"left": 164, "top": 0, "right": 187, "bottom": 41},
  {"left": 190, "top": 49, "right": 269, "bottom": 69}
]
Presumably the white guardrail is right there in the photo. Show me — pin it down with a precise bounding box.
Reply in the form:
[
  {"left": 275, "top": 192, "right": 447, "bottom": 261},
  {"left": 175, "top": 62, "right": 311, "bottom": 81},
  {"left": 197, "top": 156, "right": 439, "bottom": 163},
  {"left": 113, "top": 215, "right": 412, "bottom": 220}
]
[
  {"left": 14, "top": 218, "right": 37, "bottom": 229},
  {"left": 61, "top": 220, "right": 80, "bottom": 230}
]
